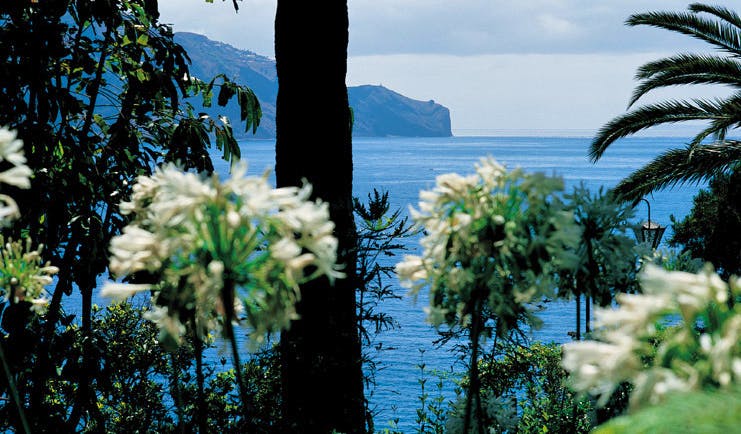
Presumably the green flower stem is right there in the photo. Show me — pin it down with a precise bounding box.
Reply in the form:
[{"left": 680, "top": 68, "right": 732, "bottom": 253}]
[
  {"left": 462, "top": 296, "right": 485, "bottom": 434},
  {"left": 221, "top": 277, "right": 255, "bottom": 430},
  {"left": 0, "top": 338, "right": 30, "bottom": 434},
  {"left": 169, "top": 353, "right": 185, "bottom": 434},
  {"left": 192, "top": 328, "right": 207, "bottom": 434}
]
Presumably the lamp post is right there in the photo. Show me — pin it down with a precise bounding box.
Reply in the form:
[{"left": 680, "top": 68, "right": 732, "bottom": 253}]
[{"left": 636, "top": 198, "right": 666, "bottom": 249}]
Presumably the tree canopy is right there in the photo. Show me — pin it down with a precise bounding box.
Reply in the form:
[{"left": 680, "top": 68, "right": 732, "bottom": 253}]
[{"left": 0, "top": 1, "right": 258, "bottom": 429}]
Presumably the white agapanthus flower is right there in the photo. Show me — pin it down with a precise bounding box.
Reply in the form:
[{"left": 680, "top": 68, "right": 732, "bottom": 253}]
[
  {"left": 0, "top": 127, "right": 32, "bottom": 189},
  {"left": 562, "top": 336, "right": 641, "bottom": 405},
  {"left": 108, "top": 226, "right": 164, "bottom": 275},
  {"left": 0, "top": 127, "right": 56, "bottom": 315},
  {"left": 0, "top": 126, "right": 33, "bottom": 226},
  {"left": 563, "top": 263, "right": 741, "bottom": 409},
  {"left": 100, "top": 283, "right": 152, "bottom": 300},
  {"left": 0, "top": 236, "right": 59, "bottom": 313},
  {"left": 102, "top": 162, "right": 343, "bottom": 349},
  {"left": 0, "top": 128, "right": 27, "bottom": 165},
  {"left": 0, "top": 194, "right": 20, "bottom": 223},
  {"left": 395, "top": 155, "right": 575, "bottom": 333}
]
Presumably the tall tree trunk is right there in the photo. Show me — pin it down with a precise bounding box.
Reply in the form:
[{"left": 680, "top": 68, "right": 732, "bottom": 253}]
[{"left": 274, "top": 2, "right": 365, "bottom": 432}]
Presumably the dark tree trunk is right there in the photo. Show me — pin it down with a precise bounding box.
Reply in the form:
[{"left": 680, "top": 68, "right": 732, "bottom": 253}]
[{"left": 274, "top": 2, "right": 365, "bottom": 433}]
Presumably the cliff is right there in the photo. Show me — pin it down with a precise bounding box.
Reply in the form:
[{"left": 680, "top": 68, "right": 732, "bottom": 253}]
[{"left": 174, "top": 32, "right": 452, "bottom": 138}]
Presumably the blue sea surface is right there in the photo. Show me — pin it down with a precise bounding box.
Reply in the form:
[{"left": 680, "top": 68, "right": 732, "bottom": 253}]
[
  {"left": 81, "top": 135, "right": 702, "bottom": 432},
  {"left": 214, "top": 135, "right": 703, "bottom": 432}
]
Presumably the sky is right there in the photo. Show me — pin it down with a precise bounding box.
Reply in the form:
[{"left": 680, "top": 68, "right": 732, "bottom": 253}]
[{"left": 158, "top": 0, "right": 729, "bottom": 135}]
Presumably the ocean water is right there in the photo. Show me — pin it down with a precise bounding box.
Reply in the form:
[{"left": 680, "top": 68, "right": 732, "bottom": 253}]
[
  {"left": 214, "top": 135, "right": 703, "bottom": 431},
  {"left": 80, "top": 135, "right": 702, "bottom": 431}
]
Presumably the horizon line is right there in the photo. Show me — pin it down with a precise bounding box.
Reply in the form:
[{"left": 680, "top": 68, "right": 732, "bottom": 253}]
[{"left": 451, "top": 126, "right": 714, "bottom": 138}]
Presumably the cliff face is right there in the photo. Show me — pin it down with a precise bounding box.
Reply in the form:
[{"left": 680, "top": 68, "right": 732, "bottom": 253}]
[
  {"left": 348, "top": 85, "right": 451, "bottom": 137},
  {"left": 174, "top": 32, "right": 452, "bottom": 138},
  {"left": 174, "top": 32, "right": 278, "bottom": 138}
]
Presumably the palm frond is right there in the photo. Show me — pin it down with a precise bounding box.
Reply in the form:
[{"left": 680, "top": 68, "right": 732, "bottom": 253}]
[
  {"left": 687, "top": 92, "right": 741, "bottom": 145},
  {"left": 595, "top": 4, "right": 741, "bottom": 201},
  {"left": 630, "top": 54, "right": 741, "bottom": 107},
  {"left": 590, "top": 99, "right": 731, "bottom": 162},
  {"left": 627, "top": 10, "right": 741, "bottom": 55},
  {"left": 611, "top": 141, "right": 741, "bottom": 201},
  {"left": 689, "top": 120, "right": 729, "bottom": 148},
  {"left": 688, "top": 3, "right": 741, "bottom": 29}
]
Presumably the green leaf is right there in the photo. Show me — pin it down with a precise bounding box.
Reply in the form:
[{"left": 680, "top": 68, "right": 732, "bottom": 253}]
[
  {"left": 217, "top": 82, "right": 236, "bottom": 107},
  {"left": 201, "top": 87, "right": 213, "bottom": 108},
  {"left": 215, "top": 116, "right": 240, "bottom": 165},
  {"left": 237, "top": 87, "right": 261, "bottom": 134},
  {"left": 594, "top": 387, "right": 741, "bottom": 434}
]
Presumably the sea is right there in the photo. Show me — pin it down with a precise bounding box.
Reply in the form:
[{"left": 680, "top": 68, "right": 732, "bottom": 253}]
[
  {"left": 215, "top": 134, "right": 703, "bottom": 432},
  {"left": 85, "top": 134, "right": 704, "bottom": 432}
]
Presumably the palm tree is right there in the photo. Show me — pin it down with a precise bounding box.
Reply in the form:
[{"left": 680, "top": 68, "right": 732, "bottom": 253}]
[
  {"left": 590, "top": 3, "right": 741, "bottom": 201},
  {"left": 559, "top": 184, "right": 638, "bottom": 340}
]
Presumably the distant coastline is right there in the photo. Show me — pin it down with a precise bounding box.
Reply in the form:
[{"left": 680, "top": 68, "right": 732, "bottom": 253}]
[
  {"left": 453, "top": 123, "right": 715, "bottom": 138},
  {"left": 175, "top": 32, "right": 452, "bottom": 139},
  {"left": 453, "top": 129, "right": 596, "bottom": 138}
]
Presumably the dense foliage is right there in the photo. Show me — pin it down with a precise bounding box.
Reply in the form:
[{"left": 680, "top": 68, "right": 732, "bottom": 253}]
[
  {"left": 465, "top": 343, "right": 595, "bottom": 433},
  {"left": 397, "top": 156, "right": 580, "bottom": 433},
  {"left": 103, "top": 163, "right": 342, "bottom": 349},
  {"left": 0, "top": 1, "right": 259, "bottom": 430},
  {"left": 558, "top": 184, "right": 640, "bottom": 339},
  {"left": 397, "top": 156, "right": 578, "bottom": 337},
  {"left": 670, "top": 168, "right": 741, "bottom": 280},
  {"left": 2, "top": 1, "right": 740, "bottom": 433},
  {"left": 563, "top": 265, "right": 741, "bottom": 408}
]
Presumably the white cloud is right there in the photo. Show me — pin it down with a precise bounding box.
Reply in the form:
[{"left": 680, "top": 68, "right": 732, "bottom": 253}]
[
  {"left": 347, "top": 52, "right": 731, "bottom": 133},
  {"left": 158, "top": 0, "right": 277, "bottom": 57},
  {"left": 536, "top": 14, "right": 581, "bottom": 38},
  {"left": 156, "top": 1, "right": 728, "bottom": 131},
  {"left": 347, "top": 0, "right": 708, "bottom": 55},
  {"left": 158, "top": 0, "right": 708, "bottom": 57}
]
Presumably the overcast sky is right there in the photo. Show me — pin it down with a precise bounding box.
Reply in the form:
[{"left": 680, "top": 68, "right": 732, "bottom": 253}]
[{"left": 158, "top": 1, "right": 728, "bottom": 135}]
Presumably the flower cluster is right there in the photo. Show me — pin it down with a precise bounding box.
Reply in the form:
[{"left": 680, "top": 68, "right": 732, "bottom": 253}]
[
  {"left": 0, "top": 236, "right": 59, "bottom": 313},
  {"left": 563, "top": 264, "right": 741, "bottom": 408},
  {"left": 0, "top": 127, "right": 57, "bottom": 313},
  {"left": 102, "top": 162, "right": 342, "bottom": 349},
  {"left": 0, "top": 126, "right": 32, "bottom": 225},
  {"left": 396, "top": 156, "right": 577, "bottom": 335}
]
